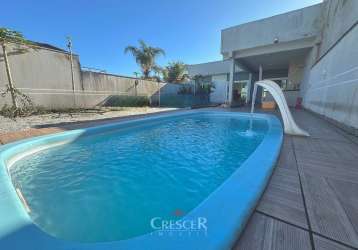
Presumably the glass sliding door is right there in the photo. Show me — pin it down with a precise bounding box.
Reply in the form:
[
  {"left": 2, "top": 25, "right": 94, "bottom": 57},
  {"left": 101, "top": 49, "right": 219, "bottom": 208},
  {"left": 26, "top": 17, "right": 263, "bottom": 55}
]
[{"left": 231, "top": 80, "right": 250, "bottom": 107}]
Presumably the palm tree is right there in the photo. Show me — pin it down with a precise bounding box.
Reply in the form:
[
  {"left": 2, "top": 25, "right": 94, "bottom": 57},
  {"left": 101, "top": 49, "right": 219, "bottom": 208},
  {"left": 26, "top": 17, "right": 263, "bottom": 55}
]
[
  {"left": 152, "top": 65, "right": 162, "bottom": 107},
  {"left": 0, "top": 28, "right": 32, "bottom": 109},
  {"left": 124, "top": 40, "right": 165, "bottom": 79},
  {"left": 152, "top": 65, "right": 163, "bottom": 82},
  {"left": 162, "top": 61, "right": 189, "bottom": 83}
]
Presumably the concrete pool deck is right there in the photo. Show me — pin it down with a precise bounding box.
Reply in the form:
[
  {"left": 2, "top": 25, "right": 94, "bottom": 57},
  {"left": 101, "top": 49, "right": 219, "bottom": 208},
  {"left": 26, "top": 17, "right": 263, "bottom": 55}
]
[{"left": 0, "top": 108, "right": 357, "bottom": 249}]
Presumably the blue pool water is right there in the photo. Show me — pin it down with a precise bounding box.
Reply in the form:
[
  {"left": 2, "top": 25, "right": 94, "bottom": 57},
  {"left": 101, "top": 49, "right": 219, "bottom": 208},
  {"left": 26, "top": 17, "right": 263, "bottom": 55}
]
[{"left": 10, "top": 113, "right": 268, "bottom": 242}]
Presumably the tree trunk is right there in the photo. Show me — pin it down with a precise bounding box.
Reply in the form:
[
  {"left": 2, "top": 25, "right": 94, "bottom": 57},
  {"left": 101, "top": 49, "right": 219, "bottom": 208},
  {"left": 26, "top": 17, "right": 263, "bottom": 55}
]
[
  {"left": 143, "top": 68, "right": 150, "bottom": 79},
  {"left": 1, "top": 43, "right": 18, "bottom": 108}
]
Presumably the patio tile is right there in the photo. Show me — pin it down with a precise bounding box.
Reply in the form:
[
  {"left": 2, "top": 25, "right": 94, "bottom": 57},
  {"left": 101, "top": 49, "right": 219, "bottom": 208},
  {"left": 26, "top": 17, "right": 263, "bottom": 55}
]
[
  {"left": 257, "top": 166, "right": 307, "bottom": 229},
  {"left": 301, "top": 165, "right": 358, "bottom": 185},
  {"left": 276, "top": 146, "right": 297, "bottom": 170},
  {"left": 296, "top": 151, "right": 358, "bottom": 184},
  {"left": 234, "top": 212, "right": 312, "bottom": 250},
  {"left": 327, "top": 179, "right": 358, "bottom": 236},
  {"left": 293, "top": 137, "right": 358, "bottom": 160},
  {"left": 314, "top": 235, "right": 355, "bottom": 250},
  {"left": 299, "top": 172, "right": 358, "bottom": 247},
  {"left": 257, "top": 195, "right": 307, "bottom": 229},
  {"left": 295, "top": 149, "right": 358, "bottom": 166},
  {"left": 291, "top": 111, "right": 352, "bottom": 142}
]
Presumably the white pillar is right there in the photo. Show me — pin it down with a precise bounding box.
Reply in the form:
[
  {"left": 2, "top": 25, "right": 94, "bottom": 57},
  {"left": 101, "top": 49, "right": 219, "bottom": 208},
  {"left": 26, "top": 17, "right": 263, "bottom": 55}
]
[
  {"left": 228, "top": 58, "right": 235, "bottom": 104},
  {"left": 252, "top": 65, "right": 263, "bottom": 112},
  {"left": 246, "top": 73, "right": 252, "bottom": 104}
]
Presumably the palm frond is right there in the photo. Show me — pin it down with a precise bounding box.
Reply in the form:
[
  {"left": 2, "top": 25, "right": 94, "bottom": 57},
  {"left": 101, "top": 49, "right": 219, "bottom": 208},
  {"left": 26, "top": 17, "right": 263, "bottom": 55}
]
[
  {"left": 151, "top": 47, "right": 165, "bottom": 57},
  {"left": 0, "top": 27, "right": 32, "bottom": 46},
  {"left": 124, "top": 40, "right": 165, "bottom": 79},
  {"left": 138, "top": 39, "right": 148, "bottom": 50},
  {"left": 124, "top": 46, "right": 139, "bottom": 56}
]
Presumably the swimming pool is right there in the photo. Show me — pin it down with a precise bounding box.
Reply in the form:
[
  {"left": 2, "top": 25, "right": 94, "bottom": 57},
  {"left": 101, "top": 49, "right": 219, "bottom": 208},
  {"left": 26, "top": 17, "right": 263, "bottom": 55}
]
[{"left": 0, "top": 110, "right": 282, "bottom": 250}]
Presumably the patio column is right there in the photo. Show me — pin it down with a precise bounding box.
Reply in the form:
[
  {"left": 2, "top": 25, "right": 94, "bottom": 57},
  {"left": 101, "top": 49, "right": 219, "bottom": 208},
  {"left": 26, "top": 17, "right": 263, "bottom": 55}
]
[
  {"left": 246, "top": 73, "right": 252, "bottom": 104},
  {"left": 251, "top": 65, "right": 263, "bottom": 112},
  {"left": 228, "top": 58, "right": 235, "bottom": 104}
]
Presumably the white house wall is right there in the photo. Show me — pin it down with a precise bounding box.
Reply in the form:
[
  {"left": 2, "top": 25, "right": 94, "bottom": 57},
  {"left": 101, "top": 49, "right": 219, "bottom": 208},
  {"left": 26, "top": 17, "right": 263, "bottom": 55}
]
[
  {"left": 210, "top": 80, "right": 228, "bottom": 104},
  {"left": 187, "top": 60, "right": 231, "bottom": 77},
  {"left": 300, "top": 0, "right": 358, "bottom": 130},
  {"left": 221, "top": 4, "right": 322, "bottom": 56}
]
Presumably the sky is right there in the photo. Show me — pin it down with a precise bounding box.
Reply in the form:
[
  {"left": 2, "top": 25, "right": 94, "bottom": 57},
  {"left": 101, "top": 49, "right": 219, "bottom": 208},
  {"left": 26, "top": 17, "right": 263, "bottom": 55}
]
[{"left": 1, "top": 0, "right": 322, "bottom": 77}]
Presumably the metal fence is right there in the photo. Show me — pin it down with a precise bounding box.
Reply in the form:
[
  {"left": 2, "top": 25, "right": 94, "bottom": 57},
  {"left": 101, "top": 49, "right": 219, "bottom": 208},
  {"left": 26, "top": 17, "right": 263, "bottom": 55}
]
[{"left": 150, "top": 94, "right": 211, "bottom": 108}]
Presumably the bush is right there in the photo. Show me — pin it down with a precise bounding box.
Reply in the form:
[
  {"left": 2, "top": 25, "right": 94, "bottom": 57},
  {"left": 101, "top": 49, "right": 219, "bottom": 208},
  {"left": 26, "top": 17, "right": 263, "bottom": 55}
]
[
  {"left": 103, "top": 95, "right": 150, "bottom": 107},
  {"left": 1, "top": 84, "right": 36, "bottom": 118},
  {"left": 178, "top": 85, "right": 192, "bottom": 95},
  {"left": 196, "top": 82, "right": 215, "bottom": 95},
  {"left": 0, "top": 104, "right": 35, "bottom": 118}
]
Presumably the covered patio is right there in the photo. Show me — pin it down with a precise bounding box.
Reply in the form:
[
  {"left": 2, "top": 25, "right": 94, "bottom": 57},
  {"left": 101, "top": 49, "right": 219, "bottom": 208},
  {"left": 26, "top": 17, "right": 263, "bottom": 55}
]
[{"left": 227, "top": 45, "right": 312, "bottom": 108}]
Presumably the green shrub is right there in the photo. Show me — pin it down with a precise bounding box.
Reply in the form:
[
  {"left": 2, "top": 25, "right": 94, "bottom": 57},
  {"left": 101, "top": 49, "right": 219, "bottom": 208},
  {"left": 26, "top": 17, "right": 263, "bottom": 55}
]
[
  {"left": 178, "top": 85, "right": 193, "bottom": 95},
  {"left": 0, "top": 104, "right": 35, "bottom": 118},
  {"left": 103, "top": 95, "right": 150, "bottom": 107},
  {"left": 1, "top": 85, "right": 36, "bottom": 118},
  {"left": 196, "top": 82, "right": 215, "bottom": 95}
]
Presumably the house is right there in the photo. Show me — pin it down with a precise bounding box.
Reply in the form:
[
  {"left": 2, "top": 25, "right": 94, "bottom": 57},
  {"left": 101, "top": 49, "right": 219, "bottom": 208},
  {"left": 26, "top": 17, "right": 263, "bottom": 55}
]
[
  {"left": 186, "top": 60, "right": 251, "bottom": 106},
  {"left": 188, "top": 0, "right": 358, "bottom": 132}
]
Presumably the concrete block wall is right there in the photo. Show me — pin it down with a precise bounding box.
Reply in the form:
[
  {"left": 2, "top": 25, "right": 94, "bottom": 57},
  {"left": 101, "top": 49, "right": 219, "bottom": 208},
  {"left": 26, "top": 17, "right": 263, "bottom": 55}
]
[
  {"left": 79, "top": 71, "right": 184, "bottom": 107},
  {"left": 0, "top": 43, "right": 82, "bottom": 109},
  {"left": 0, "top": 43, "right": 184, "bottom": 109}
]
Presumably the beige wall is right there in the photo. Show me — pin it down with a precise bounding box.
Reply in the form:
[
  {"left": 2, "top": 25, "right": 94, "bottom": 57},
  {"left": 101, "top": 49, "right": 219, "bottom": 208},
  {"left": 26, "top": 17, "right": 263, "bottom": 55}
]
[
  {"left": 79, "top": 71, "right": 181, "bottom": 108},
  {"left": 0, "top": 43, "right": 82, "bottom": 92},
  {"left": 0, "top": 43, "right": 82, "bottom": 108},
  {"left": 0, "top": 43, "right": 182, "bottom": 109}
]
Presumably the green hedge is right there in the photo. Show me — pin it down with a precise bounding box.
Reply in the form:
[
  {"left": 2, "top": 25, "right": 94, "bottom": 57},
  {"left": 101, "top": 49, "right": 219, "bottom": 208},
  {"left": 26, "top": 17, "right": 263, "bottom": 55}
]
[{"left": 103, "top": 95, "right": 150, "bottom": 107}]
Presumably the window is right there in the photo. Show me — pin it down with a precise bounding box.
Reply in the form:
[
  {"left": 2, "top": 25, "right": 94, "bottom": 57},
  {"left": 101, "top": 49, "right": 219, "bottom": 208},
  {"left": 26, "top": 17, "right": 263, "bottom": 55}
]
[{"left": 268, "top": 78, "right": 299, "bottom": 91}]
